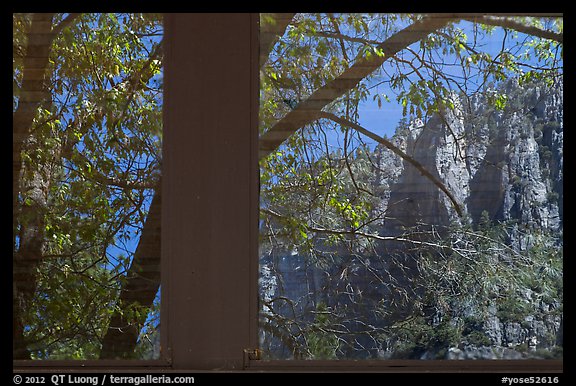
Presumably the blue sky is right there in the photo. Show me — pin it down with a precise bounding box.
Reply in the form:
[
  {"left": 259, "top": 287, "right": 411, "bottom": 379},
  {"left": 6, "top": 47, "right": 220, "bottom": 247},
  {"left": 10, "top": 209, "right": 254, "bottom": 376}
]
[{"left": 332, "top": 18, "right": 561, "bottom": 149}]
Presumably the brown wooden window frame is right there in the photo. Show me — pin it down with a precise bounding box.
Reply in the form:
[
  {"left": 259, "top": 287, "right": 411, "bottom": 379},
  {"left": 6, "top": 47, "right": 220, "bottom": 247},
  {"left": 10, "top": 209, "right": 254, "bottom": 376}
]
[{"left": 13, "top": 12, "right": 562, "bottom": 374}]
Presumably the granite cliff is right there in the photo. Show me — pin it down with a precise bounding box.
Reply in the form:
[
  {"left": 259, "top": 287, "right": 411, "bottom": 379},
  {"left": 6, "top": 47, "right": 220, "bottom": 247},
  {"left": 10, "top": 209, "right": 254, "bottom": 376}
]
[{"left": 260, "top": 79, "right": 563, "bottom": 360}]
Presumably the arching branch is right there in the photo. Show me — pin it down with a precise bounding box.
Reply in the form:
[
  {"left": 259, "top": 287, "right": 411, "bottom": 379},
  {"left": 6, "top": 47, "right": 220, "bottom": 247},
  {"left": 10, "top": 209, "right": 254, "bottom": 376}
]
[
  {"left": 463, "top": 15, "right": 562, "bottom": 43},
  {"left": 318, "top": 111, "right": 463, "bottom": 217},
  {"left": 51, "top": 13, "right": 81, "bottom": 36},
  {"left": 258, "top": 14, "right": 459, "bottom": 160},
  {"left": 260, "top": 13, "right": 296, "bottom": 69}
]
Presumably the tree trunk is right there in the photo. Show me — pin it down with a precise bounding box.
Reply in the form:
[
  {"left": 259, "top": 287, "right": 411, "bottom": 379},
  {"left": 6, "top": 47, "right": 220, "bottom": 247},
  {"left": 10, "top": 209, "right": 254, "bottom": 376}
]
[
  {"left": 13, "top": 152, "right": 53, "bottom": 359},
  {"left": 99, "top": 190, "right": 161, "bottom": 359},
  {"left": 13, "top": 13, "right": 55, "bottom": 214},
  {"left": 13, "top": 13, "right": 56, "bottom": 360}
]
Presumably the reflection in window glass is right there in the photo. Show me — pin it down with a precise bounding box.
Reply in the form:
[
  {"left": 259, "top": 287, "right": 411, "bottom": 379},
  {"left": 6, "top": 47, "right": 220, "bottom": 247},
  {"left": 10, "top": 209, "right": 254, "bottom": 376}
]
[
  {"left": 258, "top": 13, "right": 563, "bottom": 360},
  {"left": 13, "top": 13, "right": 163, "bottom": 359}
]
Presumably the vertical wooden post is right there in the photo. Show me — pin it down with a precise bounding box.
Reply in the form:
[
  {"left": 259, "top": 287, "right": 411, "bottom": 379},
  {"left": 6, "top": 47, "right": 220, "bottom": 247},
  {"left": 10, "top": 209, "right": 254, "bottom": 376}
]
[{"left": 162, "top": 13, "right": 259, "bottom": 370}]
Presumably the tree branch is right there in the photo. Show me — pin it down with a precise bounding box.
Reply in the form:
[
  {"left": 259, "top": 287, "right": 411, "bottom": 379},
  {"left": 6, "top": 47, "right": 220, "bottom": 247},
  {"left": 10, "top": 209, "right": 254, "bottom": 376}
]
[
  {"left": 258, "top": 14, "right": 459, "bottom": 160},
  {"left": 462, "top": 15, "right": 562, "bottom": 43},
  {"left": 261, "top": 207, "right": 464, "bottom": 251},
  {"left": 298, "top": 26, "right": 382, "bottom": 46},
  {"left": 51, "top": 13, "right": 82, "bottom": 36},
  {"left": 317, "top": 111, "right": 463, "bottom": 217},
  {"left": 13, "top": 13, "right": 56, "bottom": 360},
  {"left": 260, "top": 13, "right": 296, "bottom": 69}
]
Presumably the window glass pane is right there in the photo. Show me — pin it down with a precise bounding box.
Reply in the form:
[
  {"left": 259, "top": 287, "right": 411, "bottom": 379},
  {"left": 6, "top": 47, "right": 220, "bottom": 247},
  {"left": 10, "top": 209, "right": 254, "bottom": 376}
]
[
  {"left": 258, "top": 13, "right": 562, "bottom": 360},
  {"left": 13, "top": 13, "right": 163, "bottom": 360}
]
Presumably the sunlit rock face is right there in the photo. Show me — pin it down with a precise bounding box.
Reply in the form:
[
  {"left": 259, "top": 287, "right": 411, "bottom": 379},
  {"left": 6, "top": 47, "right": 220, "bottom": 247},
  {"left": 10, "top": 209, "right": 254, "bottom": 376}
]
[
  {"left": 382, "top": 79, "right": 563, "bottom": 235},
  {"left": 260, "top": 80, "right": 563, "bottom": 359}
]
